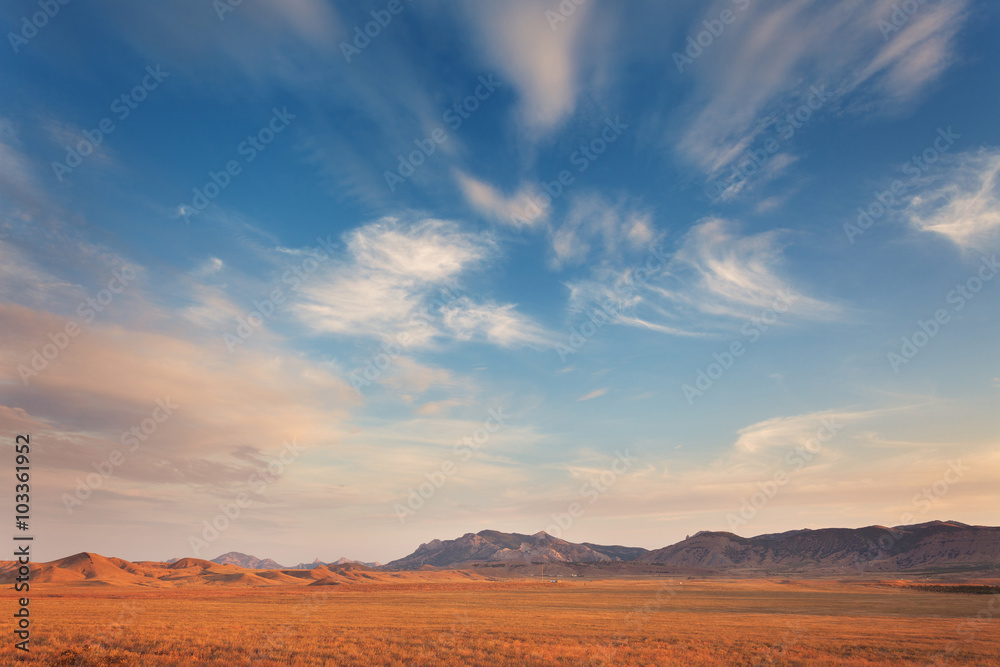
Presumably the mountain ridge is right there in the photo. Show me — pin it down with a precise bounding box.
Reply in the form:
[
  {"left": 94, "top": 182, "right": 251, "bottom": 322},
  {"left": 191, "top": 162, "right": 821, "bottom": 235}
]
[
  {"left": 384, "top": 521, "right": 1000, "bottom": 573},
  {"left": 162, "top": 553, "right": 382, "bottom": 570}
]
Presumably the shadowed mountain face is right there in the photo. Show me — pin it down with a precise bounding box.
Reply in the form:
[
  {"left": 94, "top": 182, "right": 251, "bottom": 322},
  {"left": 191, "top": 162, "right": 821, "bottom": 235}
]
[
  {"left": 384, "top": 530, "right": 650, "bottom": 569},
  {"left": 384, "top": 522, "right": 1000, "bottom": 572},
  {"left": 638, "top": 521, "right": 1000, "bottom": 572}
]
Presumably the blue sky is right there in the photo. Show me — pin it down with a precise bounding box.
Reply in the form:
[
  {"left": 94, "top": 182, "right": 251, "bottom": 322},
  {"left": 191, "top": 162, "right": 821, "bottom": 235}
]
[{"left": 2, "top": 0, "right": 999, "bottom": 565}]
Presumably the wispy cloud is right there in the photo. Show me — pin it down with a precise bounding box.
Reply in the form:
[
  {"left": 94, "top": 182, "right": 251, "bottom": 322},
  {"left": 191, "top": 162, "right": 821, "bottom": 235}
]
[
  {"left": 853, "top": 0, "right": 967, "bottom": 104},
  {"left": 550, "top": 195, "right": 658, "bottom": 269},
  {"left": 96, "top": 0, "right": 341, "bottom": 89},
  {"left": 566, "top": 218, "right": 841, "bottom": 337},
  {"left": 670, "top": 219, "right": 838, "bottom": 321},
  {"left": 904, "top": 147, "right": 1000, "bottom": 250},
  {"left": 734, "top": 409, "right": 859, "bottom": 454},
  {"left": 294, "top": 217, "right": 550, "bottom": 348},
  {"left": 675, "top": 0, "right": 969, "bottom": 176},
  {"left": 458, "top": 0, "right": 596, "bottom": 132},
  {"left": 0, "top": 118, "right": 45, "bottom": 214},
  {"left": 455, "top": 171, "right": 544, "bottom": 227},
  {"left": 577, "top": 387, "right": 608, "bottom": 402},
  {"left": 441, "top": 296, "right": 553, "bottom": 349},
  {"left": 379, "top": 357, "right": 457, "bottom": 398},
  {"left": 293, "top": 218, "right": 486, "bottom": 345}
]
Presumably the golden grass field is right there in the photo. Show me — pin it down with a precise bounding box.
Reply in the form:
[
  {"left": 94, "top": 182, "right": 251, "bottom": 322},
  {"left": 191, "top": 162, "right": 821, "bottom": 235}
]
[{"left": 2, "top": 577, "right": 999, "bottom": 666}]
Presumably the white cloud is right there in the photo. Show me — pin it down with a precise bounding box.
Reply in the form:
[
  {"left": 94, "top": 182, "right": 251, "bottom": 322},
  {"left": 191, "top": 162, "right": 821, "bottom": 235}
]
[
  {"left": 459, "top": 0, "right": 594, "bottom": 131},
  {"left": 347, "top": 218, "right": 486, "bottom": 281},
  {"left": 455, "top": 171, "right": 544, "bottom": 227},
  {"left": 294, "top": 218, "right": 483, "bottom": 345},
  {"left": 734, "top": 410, "right": 854, "bottom": 455},
  {"left": 550, "top": 195, "right": 658, "bottom": 269},
  {"left": 294, "top": 217, "right": 550, "bottom": 349},
  {"left": 905, "top": 148, "right": 1000, "bottom": 250},
  {"left": 671, "top": 219, "right": 838, "bottom": 321},
  {"left": 441, "top": 296, "right": 552, "bottom": 349}
]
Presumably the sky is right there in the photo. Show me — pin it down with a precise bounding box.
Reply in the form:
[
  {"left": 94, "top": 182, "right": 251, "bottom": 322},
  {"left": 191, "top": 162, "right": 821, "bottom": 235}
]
[{"left": 1, "top": 0, "right": 999, "bottom": 566}]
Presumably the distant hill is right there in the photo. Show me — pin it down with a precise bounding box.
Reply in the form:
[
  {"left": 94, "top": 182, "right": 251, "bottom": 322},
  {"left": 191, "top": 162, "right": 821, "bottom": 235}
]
[
  {"left": 291, "top": 557, "right": 383, "bottom": 569},
  {"left": 638, "top": 521, "right": 1000, "bottom": 572},
  {"left": 384, "top": 529, "right": 649, "bottom": 569},
  {"left": 210, "top": 552, "right": 286, "bottom": 570}
]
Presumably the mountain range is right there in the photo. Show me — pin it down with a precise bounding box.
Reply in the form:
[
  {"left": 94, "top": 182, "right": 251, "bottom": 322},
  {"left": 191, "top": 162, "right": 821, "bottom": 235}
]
[
  {"left": 165, "top": 553, "right": 382, "bottom": 570},
  {"left": 8, "top": 521, "right": 997, "bottom": 586},
  {"left": 382, "top": 521, "right": 1000, "bottom": 574}
]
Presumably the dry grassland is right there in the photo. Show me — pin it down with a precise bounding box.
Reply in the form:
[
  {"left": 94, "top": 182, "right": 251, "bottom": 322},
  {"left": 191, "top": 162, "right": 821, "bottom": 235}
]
[{"left": 2, "top": 578, "right": 998, "bottom": 666}]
